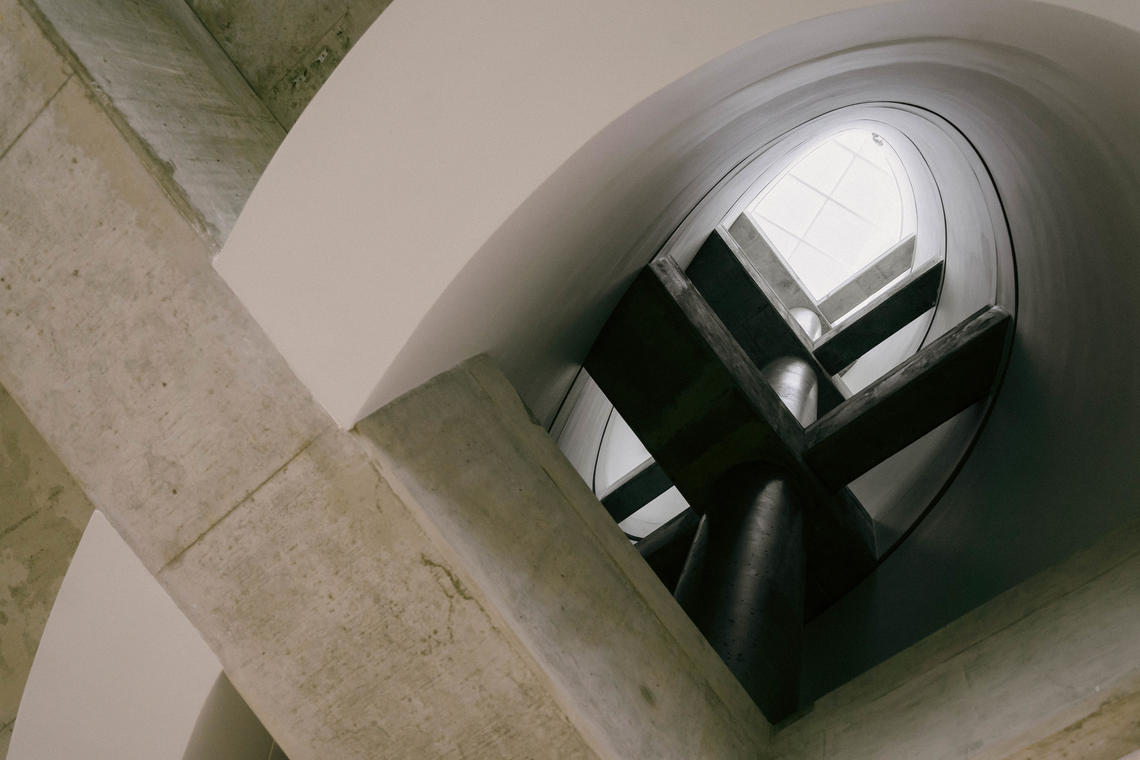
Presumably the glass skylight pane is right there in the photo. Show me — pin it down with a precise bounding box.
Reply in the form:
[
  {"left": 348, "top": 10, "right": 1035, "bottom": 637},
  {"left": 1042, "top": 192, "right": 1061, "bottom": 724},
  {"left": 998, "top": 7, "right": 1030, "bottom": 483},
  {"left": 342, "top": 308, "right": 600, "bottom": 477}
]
[
  {"left": 831, "top": 158, "right": 902, "bottom": 230},
  {"left": 594, "top": 410, "right": 651, "bottom": 496},
  {"left": 618, "top": 487, "right": 689, "bottom": 539},
  {"left": 788, "top": 242, "right": 851, "bottom": 298},
  {"left": 735, "top": 127, "right": 919, "bottom": 309},
  {"left": 749, "top": 175, "right": 825, "bottom": 237},
  {"left": 803, "top": 202, "right": 878, "bottom": 269},
  {"left": 755, "top": 218, "right": 800, "bottom": 260},
  {"left": 834, "top": 130, "right": 869, "bottom": 153},
  {"left": 789, "top": 140, "right": 853, "bottom": 195}
]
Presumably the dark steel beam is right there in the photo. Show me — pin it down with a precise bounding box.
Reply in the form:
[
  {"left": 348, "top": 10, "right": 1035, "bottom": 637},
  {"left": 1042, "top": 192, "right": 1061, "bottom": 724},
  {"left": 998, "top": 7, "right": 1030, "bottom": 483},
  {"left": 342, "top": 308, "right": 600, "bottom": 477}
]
[
  {"left": 585, "top": 256, "right": 804, "bottom": 511},
  {"left": 804, "top": 305, "right": 1013, "bottom": 489},
  {"left": 818, "top": 235, "right": 916, "bottom": 323},
  {"left": 686, "top": 230, "right": 848, "bottom": 413},
  {"left": 585, "top": 257, "right": 877, "bottom": 613},
  {"left": 599, "top": 459, "right": 672, "bottom": 523},
  {"left": 725, "top": 213, "right": 821, "bottom": 324},
  {"left": 814, "top": 258, "right": 945, "bottom": 374}
]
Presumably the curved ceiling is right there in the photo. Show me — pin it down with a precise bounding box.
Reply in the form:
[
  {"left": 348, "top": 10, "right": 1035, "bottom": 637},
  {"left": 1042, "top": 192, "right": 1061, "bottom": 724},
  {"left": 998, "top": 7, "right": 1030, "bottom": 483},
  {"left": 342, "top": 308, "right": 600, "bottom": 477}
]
[{"left": 216, "top": 0, "right": 1140, "bottom": 693}]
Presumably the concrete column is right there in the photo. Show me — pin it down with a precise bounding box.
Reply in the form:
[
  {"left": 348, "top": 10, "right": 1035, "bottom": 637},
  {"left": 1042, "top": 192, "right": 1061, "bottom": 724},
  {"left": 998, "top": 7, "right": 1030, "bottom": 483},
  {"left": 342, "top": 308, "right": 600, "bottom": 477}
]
[
  {"left": 354, "top": 355, "right": 770, "bottom": 759},
  {"left": 675, "top": 468, "right": 806, "bottom": 723},
  {"left": 675, "top": 349, "right": 818, "bottom": 723}
]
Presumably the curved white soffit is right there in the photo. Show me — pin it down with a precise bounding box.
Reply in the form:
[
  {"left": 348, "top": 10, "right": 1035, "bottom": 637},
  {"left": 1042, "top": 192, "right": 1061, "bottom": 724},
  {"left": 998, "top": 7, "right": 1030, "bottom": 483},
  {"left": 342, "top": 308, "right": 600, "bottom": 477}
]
[
  {"left": 215, "top": 0, "right": 1140, "bottom": 427},
  {"left": 9, "top": 512, "right": 220, "bottom": 760}
]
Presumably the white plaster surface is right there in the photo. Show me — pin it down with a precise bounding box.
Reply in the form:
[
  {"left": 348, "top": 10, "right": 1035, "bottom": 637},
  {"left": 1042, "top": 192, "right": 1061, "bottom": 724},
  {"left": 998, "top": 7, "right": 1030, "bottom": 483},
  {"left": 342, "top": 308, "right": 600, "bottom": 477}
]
[
  {"left": 8, "top": 511, "right": 220, "bottom": 760},
  {"left": 0, "top": 382, "right": 93, "bottom": 758},
  {"left": 214, "top": 0, "right": 888, "bottom": 426},
  {"left": 214, "top": 0, "right": 1140, "bottom": 703},
  {"left": 216, "top": 0, "right": 1140, "bottom": 427}
]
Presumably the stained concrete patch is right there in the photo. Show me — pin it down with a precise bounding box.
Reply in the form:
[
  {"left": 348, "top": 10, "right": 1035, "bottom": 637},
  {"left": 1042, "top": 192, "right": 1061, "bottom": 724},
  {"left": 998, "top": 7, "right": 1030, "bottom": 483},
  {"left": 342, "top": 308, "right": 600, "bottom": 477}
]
[
  {"left": 29, "top": 0, "right": 284, "bottom": 244},
  {"left": 0, "top": 77, "right": 331, "bottom": 572},
  {"left": 260, "top": 11, "right": 352, "bottom": 128},
  {"left": 356, "top": 356, "right": 769, "bottom": 759},
  {"left": 187, "top": 0, "right": 347, "bottom": 94},
  {"left": 0, "top": 384, "right": 93, "bottom": 750},
  {"left": 158, "top": 429, "right": 597, "bottom": 760},
  {"left": 0, "top": 0, "right": 69, "bottom": 156},
  {"left": 187, "top": 0, "right": 394, "bottom": 128},
  {"left": 995, "top": 682, "right": 1140, "bottom": 760}
]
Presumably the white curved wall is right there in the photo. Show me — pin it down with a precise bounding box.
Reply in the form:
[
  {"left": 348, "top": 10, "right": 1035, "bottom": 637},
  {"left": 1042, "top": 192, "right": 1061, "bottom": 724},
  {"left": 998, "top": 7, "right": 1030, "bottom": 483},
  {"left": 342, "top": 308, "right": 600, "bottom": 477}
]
[
  {"left": 8, "top": 512, "right": 277, "bottom": 760},
  {"left": 8, "top": 512, "right": 220, "bottom": 759},
  {"left": 216, "top": 0, "right": 1139, "bottom": 428},
  {"left": 216, "top": 0, "right": 908, "bottom": 426},
  {"left": 216, "top": 0, "right": 1140, "bottom": 696}
]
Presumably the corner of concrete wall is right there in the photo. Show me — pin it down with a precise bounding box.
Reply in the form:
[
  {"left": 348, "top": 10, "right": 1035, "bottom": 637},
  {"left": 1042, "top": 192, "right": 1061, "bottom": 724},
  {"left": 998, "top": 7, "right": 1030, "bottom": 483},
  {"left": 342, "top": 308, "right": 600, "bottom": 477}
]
[{"left": 354, "top": 353, "right": 772, "bottom": 760}]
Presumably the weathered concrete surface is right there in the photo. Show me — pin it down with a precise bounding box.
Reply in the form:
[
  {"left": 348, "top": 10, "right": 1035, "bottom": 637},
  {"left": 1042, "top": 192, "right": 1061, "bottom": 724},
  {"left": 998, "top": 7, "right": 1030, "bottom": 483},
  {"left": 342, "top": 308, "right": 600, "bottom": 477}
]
[
  {"left": 0, "top": 9, "right": 719, "bottom": 758},
  {"left": 0, "top": 73, "right": 331, "bottom": 572},
  {"left": 23, "top": 0, "right": 285, "bottom": 245},
  {"left": 158, "top": 429, "right": 600, "bottom": 760},
  {"left": 0, "top": 8, "right": 87, "bottom": 756},
  {"left": 769, "top": 517, "right": 1140, "bottom": 759},
  {"left": 187, "top": 0, "right": 394, "bottom": 127},
  {"left": 356, "top": 356, "right": 770, "bottom": 760},
  {"left": 0, "top": 386, "right": 93, "bottom": 760},
  {"left": 992, "top": 675, "right": 1140, "bottom": 760},
  {"left": 0, "top": 0, "right": 68, "bottom": 155}
]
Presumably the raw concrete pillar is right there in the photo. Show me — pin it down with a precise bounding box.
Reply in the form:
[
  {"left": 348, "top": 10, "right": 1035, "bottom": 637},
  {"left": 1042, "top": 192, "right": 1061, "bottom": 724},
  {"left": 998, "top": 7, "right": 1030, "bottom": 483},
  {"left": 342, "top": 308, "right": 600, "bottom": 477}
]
[{"left": 353, "top": 355, "right": 770, "bottom": 759}]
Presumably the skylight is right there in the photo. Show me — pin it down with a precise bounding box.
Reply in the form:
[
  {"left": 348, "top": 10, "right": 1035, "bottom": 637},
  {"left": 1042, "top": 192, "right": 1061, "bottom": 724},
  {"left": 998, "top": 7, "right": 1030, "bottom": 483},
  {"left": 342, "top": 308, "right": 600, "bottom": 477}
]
[{"left": 744, "top": 129, "right": 916, "bottom": 300}]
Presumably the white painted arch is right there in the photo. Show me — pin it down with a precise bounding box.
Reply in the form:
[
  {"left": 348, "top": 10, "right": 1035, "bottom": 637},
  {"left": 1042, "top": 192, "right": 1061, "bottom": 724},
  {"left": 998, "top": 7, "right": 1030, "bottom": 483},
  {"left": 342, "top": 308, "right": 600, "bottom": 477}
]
[
  {"left": 216, "top": 0, "right": 1140, "bottom": 694},
  {"left": 9, "top": 512, "right": 278, "bottom": 760},
  {"left": 217, "top": 0, "right": 1140, "bottom": 429}
]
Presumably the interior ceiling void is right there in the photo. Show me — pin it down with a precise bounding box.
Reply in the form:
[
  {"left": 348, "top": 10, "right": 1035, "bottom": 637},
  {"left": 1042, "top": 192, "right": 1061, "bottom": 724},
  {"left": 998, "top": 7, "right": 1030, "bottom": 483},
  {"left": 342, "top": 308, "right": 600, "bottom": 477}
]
[{"left": 217, "top": 0, "right": 1140, "bottom": 697}]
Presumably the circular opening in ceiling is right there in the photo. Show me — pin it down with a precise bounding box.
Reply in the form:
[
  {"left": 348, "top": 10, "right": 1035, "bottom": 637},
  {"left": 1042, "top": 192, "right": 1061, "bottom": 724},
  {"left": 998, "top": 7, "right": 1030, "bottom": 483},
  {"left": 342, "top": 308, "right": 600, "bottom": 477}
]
[
  {"left": 739, "top": 127, "right": 919, "bottom": 309},
  {"left": 551, "top": 103, "right": 1015, "bottom": 567}
]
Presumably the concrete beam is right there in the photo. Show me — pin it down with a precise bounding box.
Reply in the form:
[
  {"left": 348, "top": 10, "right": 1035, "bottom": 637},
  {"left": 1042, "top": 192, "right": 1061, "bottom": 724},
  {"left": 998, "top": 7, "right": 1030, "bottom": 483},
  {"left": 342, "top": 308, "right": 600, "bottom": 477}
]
[
  {"left": 0, "top": 75, "right": 330, "bottom": 572},
  {"left": 686, "top": 230, "right": 847, "bottom": 413},
  {"left": 585, "top": 256, "right": 876, "bottom": 615},
  {"left": 158, "top": 427, "right": 603, "bottom": 760},
  {"left": 355, "top": 356, "right": 769, "bottom": 759},
  {"left": 599, "top": 459, "right": 672, "bottom": 524},
  {"left": 814, "top": 258, "right": 944, "bottom": 375},
  {"left": 23, "top": 0, "right": 284, "bottom": 246},
  {"left": 805, "top": 305, "right": 1012, "bottom": 489},
  {"left": 586, "top": 257, "right": 805, "bottom": 510}
]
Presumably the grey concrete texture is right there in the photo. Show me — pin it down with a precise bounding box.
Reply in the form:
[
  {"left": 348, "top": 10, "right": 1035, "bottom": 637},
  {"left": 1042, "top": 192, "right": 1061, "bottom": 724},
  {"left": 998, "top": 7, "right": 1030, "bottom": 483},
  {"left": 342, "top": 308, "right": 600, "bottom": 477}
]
[
  {"left": 770, "top": 516, "right": 1140, "bottom": 759},
  {"left": 24, "top": 0, "right": 285, "bottom": 246},
  {"left": 186, "top": 0, "right": 394, "bottom": 127},
  {"left": 0, "top": 385, "right": 94, "bottom": 760},
  {"left": 356, "top": 355, "right": 770, "bottom": 760},
  {"left": 0, "top": 71, "right": 331, "bottom": 572},
  {"left": 158, "top": 428, "right": 599, "bottom": 760},
  {"left": 0, "top": 0, "right": 69, "bottom": 155}
]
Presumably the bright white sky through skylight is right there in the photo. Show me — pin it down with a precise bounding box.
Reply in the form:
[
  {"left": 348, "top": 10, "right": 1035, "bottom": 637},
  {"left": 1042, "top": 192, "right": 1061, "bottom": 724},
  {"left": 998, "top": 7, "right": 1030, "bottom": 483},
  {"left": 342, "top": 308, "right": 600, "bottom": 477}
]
[{"left": 745, "top": 129, "right": 915, "bottom": 299}]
